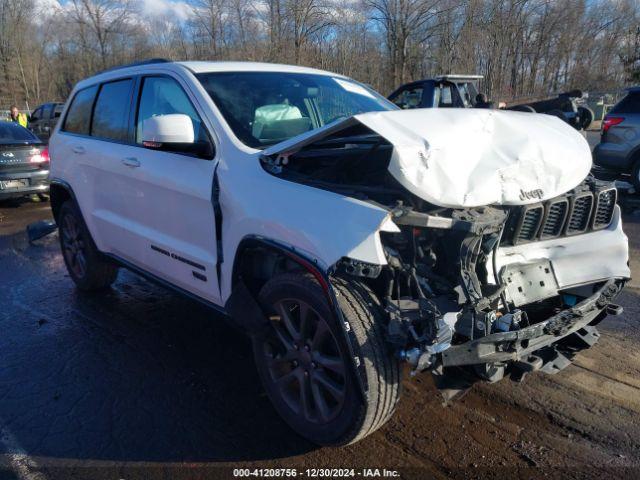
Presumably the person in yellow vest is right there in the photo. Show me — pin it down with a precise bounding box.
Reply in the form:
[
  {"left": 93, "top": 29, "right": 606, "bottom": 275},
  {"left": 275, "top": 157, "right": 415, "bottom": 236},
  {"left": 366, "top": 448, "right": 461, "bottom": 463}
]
[{"left": 8, "top": 105, "right": 28, "bottom": 128}]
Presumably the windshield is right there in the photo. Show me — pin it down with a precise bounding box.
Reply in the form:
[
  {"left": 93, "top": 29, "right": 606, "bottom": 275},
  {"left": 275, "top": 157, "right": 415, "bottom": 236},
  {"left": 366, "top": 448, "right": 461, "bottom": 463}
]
[
  {"left": 0, "top": 122, "right": 39, "bottom": 144},
  {"left": 196, "top": 71, "right": 396, "bottom": 149}
]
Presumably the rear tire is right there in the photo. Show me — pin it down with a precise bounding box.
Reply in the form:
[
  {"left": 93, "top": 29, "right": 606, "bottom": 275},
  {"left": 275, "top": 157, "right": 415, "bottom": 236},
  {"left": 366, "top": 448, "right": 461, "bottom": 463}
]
[
  {"left": 252, "top": 272, "right": 401, "bottom": 445},
  {"left": 58, "top": 200, "right": 119, "bottom": 291}
]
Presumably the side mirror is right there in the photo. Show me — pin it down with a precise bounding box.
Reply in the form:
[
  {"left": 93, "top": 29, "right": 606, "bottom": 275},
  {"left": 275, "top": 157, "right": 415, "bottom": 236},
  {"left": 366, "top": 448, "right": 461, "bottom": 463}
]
[{"left": 141, "top": 114, "right": 213, "bottom": 158}]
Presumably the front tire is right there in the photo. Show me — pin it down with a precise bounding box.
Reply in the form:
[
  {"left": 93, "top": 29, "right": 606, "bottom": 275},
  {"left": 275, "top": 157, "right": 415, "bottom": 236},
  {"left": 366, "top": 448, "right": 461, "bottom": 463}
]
[
  {"left": 252, "top": 272, "right": 401, "bottom": 445},
  {"left": 58, "top": 200, "right": 119, "bottom": 291}
]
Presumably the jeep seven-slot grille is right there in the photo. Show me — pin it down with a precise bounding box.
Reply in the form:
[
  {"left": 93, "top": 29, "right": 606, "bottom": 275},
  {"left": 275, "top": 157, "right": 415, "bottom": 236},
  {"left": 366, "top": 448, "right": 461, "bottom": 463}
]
[
  {"left": 515, "top": 206, "right": 543, "bottom": 242},
  {"left": 540, "top": 199, "right": 569, "bottom": 238},
  {"left": 504, "top": 187, "right": 616, "bottom": 245},
  {"left": 593, "top": 188, "right": 617, "bottom": 230},
  {"left": 566, "top": 194, "right": 594, "bottom": 234}
]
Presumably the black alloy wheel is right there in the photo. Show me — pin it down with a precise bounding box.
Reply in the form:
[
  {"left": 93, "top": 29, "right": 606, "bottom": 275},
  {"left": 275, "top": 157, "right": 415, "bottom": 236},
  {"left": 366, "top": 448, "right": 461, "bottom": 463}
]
[
  {"left": 260, "top": 297, "right": 347, "bottom": 424},
  {"left": 61, "top": 212, "right": 87, "bottom": 279}
]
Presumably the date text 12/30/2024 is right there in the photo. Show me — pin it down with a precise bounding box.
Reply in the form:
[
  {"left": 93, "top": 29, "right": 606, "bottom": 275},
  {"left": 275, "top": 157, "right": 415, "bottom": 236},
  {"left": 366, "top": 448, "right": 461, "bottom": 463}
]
[{"left": 233, "top": 468, "right": 401, "bottom": 477}]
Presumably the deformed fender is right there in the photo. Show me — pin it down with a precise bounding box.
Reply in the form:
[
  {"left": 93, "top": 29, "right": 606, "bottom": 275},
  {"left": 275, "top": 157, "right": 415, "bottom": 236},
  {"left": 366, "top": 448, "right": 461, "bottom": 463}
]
[
  {"left": 216, "top": 152, "right": 400, "bottom": 302},
  {"left": 225, "top": 236, "right": 370, "bottom": 400}
]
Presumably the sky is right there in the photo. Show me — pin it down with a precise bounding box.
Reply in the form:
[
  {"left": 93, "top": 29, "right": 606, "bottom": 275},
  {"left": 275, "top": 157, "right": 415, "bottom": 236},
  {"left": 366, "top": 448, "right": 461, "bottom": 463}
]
[{"left": 34, "top": 0, "right": 196, "bottom": 24}]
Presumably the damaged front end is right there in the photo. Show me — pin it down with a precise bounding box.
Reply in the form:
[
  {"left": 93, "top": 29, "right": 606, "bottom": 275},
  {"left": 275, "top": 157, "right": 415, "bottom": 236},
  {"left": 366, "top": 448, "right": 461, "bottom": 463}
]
[
  {"left": 259, "top": 109, "right": 629, "bottom": 396},
  {"left": 361, "top": 195, "right": 626, "bottom": 394}
]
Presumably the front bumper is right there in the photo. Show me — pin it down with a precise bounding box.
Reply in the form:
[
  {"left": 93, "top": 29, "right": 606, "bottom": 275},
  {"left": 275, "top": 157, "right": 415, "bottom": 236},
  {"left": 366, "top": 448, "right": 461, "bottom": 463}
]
[
  {"left": 441, "top": 278, "right": 624, "bottom": 367},
  {"left": 489, "top": 206, "right": 629, "bottom": 298},
  {"left": 0, "top": 170, "right": 49, "bottom": 199}
]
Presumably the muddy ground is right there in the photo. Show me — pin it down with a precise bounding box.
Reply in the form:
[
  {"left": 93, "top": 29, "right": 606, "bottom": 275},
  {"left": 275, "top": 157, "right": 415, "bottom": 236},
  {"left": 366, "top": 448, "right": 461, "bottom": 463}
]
[{"left": 0, "top": 198, "right": 639, "bottom": 480}]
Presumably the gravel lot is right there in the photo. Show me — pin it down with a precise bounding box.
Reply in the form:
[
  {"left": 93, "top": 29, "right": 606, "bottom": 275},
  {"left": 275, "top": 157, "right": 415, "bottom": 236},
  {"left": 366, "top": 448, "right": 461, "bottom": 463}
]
[{"left": 0, "top": 193, "right": 639, "bottom": 480}]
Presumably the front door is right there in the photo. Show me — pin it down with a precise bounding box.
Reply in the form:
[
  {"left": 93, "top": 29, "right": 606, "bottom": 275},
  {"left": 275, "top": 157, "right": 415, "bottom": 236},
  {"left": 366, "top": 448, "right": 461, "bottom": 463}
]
[{"left": 89, "top": 75, "right": 220, "bottom": 304}]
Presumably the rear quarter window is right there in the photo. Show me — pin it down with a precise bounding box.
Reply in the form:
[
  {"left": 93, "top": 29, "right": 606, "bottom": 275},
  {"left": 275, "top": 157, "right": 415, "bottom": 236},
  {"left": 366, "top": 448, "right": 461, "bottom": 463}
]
[
  {"left": 62, "top": 85, "right": 99, "bottom": 135},
  {"left": 610, "top": 92, "right": 640, "bottom": 114}
]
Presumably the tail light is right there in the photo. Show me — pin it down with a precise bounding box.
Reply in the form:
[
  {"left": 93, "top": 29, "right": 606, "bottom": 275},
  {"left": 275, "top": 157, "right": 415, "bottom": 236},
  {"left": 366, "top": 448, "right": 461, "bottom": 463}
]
[
  {"left": 29, "top": 147, "right": 49, "bottom": 164},
  {"left": 602, "top": 116, "right": 624, "bottom": 134}
]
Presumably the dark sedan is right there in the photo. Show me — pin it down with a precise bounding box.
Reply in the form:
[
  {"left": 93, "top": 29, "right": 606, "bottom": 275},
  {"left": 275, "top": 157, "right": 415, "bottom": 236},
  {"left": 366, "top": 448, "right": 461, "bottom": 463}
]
[{"left": 0, "top": 122, "right": 49, "bottom": 200}]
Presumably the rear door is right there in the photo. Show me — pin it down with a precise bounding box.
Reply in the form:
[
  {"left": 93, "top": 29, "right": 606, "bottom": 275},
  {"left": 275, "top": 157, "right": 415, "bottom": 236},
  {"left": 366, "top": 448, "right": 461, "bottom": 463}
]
[{"left": 91, "top": 74, "right": 220, "bottom": 303}]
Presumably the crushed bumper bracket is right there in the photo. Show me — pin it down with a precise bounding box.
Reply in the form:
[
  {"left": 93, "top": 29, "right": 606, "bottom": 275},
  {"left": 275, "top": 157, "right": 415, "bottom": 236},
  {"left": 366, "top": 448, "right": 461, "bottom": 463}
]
[{"left": 441, "top": 279, "right": 624, "bottom": 367}]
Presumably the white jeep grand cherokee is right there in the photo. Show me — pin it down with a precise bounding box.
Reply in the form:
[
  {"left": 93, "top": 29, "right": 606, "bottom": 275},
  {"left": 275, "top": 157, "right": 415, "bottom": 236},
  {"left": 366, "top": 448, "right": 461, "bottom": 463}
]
[{"left": 49, "top": 59, "right": 630, "bottom": 446}]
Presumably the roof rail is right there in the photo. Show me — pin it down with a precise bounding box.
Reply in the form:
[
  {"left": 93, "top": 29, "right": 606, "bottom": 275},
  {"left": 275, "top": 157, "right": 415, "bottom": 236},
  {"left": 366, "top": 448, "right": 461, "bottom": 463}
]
[{"left": 98, "top": 58, "right": 172, "bottom": 75}]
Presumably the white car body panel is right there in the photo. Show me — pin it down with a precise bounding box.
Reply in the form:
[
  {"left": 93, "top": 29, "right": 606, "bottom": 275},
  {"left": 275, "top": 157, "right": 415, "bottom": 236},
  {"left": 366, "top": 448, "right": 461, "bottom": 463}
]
[
  {"left": 216, "top": 157, "right": 398, "bottom": 300},
  {"left": 487, "top": 206, "right": 630, "bottom": 290}
]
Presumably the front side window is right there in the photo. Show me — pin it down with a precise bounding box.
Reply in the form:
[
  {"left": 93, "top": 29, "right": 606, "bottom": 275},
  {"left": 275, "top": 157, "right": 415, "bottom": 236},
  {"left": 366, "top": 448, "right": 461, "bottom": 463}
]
[
  {"left": 390, "top": 86, "right": 424, "bottom": 109},
  {"left": 136, "top": 76, "right": 209, "bottom": 146},
  {"left": 91, "top": 79, "right": 134, "bottom": 142},
  {"left": 196, "top": 72, "right": 395, "bottom": 148},
  {"left": 63, "top": 85, "right": 98, "bottom": 135}
]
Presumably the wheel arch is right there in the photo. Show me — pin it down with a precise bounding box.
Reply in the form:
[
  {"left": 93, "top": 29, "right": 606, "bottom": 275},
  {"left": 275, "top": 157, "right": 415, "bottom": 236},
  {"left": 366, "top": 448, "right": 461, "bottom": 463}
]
[
  {"left": 226, "top": 235, "right": 369, "bottom": 398},
  {"left": 49, "top": 178, "right": 76, "bottom": 222},
  {"left": 229, "top": 236, "right": 330, "bottom": 299}
]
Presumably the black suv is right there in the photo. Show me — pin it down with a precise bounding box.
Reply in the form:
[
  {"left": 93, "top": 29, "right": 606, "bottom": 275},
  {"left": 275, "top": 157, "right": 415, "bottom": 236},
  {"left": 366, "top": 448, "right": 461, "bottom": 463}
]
[
  {"left": 30, "top": 102, "right": 64, "bottom": 141},
  {"left": 593, "top": 87, "right": 640, "bottom": 188}
]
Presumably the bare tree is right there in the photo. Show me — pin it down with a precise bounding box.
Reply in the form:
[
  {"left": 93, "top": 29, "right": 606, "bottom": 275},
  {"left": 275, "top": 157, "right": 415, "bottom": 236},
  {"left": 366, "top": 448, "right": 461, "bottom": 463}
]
[
  {"left": 68, "top": 0, "right": 135, "bottom": 70},
  {"left": 0, "top": 0, "right": 638, "bottom": 107}
]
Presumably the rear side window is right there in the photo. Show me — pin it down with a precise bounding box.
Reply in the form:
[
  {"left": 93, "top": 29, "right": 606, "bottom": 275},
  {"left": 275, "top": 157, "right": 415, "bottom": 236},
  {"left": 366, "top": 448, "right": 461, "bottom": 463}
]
[
  {"left": 91, "top": 79, "right": 134, "bottom": 142},
  {"left": 610, "top": 92, "right": 640, "bottom": 114},
  {"left": 63, "top": 85, "right": 98, "bottom": 135}
]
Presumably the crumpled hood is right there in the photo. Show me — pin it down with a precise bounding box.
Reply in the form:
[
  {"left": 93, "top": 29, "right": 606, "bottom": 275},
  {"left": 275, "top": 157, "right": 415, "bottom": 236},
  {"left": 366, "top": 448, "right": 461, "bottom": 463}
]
[
  {"left": 355, "top": 108, "right": 592, "bottom": 207},
  {"left": 264, "top": 108, "right": 592, "bottom": 208}
]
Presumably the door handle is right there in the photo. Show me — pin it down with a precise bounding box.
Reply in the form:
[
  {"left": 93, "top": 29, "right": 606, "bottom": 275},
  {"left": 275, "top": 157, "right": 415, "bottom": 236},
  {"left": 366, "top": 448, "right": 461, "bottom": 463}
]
[
  {"left": 72, "top": 146, "right": 85, "bottom": 154},
  {"left": 122, "top": 157, "right": 140, "bottom": 168}
]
